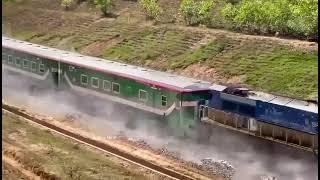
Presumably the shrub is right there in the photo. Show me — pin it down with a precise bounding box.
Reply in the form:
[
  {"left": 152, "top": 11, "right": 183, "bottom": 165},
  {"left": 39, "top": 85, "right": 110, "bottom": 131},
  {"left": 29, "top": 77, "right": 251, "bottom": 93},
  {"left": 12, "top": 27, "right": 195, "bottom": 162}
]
[
  {"left": 221, "top": 0, "right": 318, "bottom": 39},
  {"left": 61, "top": 0, "right": 74, "bottom": 10},
  {"left": 139, "top": 0, "right": 162, "bottom": 21},
  {"left": 287, "top": 0, "right": 318, "bottom": 38},
  {"left": 179, "top": 0, "right": 214, "bottom": 26},
  {"left": 94, "top": 0, "right": 113, "bottom": 17}
]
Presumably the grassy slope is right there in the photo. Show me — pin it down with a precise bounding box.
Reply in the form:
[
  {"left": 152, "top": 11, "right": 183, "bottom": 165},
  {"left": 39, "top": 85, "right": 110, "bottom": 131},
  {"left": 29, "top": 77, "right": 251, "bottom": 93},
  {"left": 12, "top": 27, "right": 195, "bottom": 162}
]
[
  {"left": 2, "top": 113, "right": 149, "bottom": 180},
  {"left": 2, "top": 0, "right": 318, "bottom": 100}
]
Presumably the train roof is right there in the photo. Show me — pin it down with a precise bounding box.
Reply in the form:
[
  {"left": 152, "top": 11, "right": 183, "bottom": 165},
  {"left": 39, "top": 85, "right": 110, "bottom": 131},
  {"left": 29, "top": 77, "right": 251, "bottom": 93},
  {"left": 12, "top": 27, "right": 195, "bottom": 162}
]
[
  {"left": 210, "top": 85, "right": 318, "bottom": 114},
  {"left": 2, "top": 36, "right": 212, "bottom": 93}
]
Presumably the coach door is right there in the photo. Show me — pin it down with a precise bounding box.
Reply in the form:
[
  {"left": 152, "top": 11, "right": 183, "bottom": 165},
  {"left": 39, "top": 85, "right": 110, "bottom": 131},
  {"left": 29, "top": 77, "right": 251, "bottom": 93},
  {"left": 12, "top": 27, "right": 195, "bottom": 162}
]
[
  {"left": 51, "top": 67, "right": 59, "bottom": 87},
  {"left": 198, "top": 100, "right": 208, "bottom": 121}
]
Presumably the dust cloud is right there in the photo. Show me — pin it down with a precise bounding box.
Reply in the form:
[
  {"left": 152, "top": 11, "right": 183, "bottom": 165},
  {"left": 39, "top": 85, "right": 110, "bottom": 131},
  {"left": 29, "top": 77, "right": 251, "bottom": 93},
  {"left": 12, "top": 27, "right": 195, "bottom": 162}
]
[{"left": 2, "top": 69, "right": 318, "bottom": 180}]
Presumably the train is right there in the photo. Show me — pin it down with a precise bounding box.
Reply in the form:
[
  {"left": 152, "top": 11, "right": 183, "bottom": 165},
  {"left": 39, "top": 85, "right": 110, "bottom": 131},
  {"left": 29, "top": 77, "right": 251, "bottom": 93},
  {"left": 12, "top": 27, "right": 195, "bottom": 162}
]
[{"left": 2, "top": 36, "right": 318, "bottom": 151}]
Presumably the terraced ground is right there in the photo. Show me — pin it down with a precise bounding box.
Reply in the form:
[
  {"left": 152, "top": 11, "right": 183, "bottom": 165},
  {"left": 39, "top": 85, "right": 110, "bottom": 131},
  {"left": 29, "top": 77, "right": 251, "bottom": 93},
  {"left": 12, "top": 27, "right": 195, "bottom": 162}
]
[{"left": 3, "top": 0, "right": 318, "bottom": 100}]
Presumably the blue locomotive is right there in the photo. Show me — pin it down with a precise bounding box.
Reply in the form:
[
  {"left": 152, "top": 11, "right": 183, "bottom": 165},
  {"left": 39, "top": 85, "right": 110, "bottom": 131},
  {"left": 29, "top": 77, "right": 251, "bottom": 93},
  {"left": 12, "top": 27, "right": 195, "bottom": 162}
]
[{"left": 204, "top": 84, "right": 318, "bottom": 151}]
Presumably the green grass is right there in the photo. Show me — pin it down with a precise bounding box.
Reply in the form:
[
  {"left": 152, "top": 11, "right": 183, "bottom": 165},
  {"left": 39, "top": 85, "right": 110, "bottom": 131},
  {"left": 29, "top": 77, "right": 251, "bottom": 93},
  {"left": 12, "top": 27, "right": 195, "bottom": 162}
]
[
  {"left": 210, "top": 46, "right": 318, "bottom": 99},
  {"left": 103, "top": 28, "right": 192, "bottom": 65},
  {"left": 170, "top": 39, "right": 227, "bottom": 69},
  {"left": 2, "top": 113, "right": 148, "bottom": 180}
]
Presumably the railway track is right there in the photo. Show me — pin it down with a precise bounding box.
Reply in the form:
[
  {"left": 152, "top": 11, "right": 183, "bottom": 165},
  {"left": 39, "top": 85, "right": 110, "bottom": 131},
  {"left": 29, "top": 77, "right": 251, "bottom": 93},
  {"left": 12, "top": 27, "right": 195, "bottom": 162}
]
[{"left": 2, "top": 103, "right": 197, "bottom": 180}]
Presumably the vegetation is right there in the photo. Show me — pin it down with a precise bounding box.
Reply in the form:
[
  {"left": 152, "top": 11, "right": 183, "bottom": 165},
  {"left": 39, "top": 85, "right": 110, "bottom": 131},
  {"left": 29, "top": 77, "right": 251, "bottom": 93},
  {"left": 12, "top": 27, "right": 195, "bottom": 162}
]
[
  {"left": 221, "top": 0, "right": 318, "bottom": 39},
  {"left": 61, "top": 0, "right": 73, "bottom": 10},
  {"left": 94, "top": 0, "right": 113, "bottom": 17},
  {"left": 170, "top": 39, "right": 227, "bottom": 69},
  {"left": 138, "top": 0, "right": 162, "bottom": 21},
  {"left": 179, "top": 0, "right": 214, "bottom": 26}
]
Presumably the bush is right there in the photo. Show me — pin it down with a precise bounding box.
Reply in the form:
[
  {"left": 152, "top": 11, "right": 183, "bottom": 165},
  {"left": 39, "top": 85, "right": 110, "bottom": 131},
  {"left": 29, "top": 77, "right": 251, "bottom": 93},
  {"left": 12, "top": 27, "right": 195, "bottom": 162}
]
[
  {"left": 287, "top": 0, "right": 318, "bottom": 38},
  {"left": 179, "top": 0, "right": 214, "bottom": 26},
  {"left": 139, "top": 0, "right": 162, "bottom": 21},
  {"left": 94, "top": 0, "right": 113, "bottom": 17},
  {"left": 221, "top": 0, "right": 318, "bottom": 39},
  {"left": 61, "top": 0, "right": 74, "bottom": 10}
]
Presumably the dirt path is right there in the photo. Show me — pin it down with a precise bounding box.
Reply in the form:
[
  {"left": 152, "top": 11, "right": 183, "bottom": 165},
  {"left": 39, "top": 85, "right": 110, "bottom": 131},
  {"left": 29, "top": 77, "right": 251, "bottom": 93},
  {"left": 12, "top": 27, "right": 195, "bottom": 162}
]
[{"left": 2, "top": 155, "right": 41, "bottom": 180}]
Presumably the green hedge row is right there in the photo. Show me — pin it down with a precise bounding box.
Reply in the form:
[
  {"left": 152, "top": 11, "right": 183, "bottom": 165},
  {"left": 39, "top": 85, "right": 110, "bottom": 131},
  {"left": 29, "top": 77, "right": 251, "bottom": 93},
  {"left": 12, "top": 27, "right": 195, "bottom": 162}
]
[{"left": 220, "top": 0, "right": 318, "bottom": 40}]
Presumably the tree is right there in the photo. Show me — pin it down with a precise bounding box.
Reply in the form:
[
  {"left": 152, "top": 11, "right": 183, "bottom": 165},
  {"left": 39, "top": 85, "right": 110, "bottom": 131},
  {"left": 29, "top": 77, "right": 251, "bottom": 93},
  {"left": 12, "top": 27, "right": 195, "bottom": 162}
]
[
  {"left": 179, "top": 0, "right": 214, "bottom": 26},
  {"left": 94, "top": 0, "right": 113, "bottom": 17},
  {"left": 61, "top": 0, "right": 73, "bottom": 10},
  {"left": 139, "top": 0, "right": 162, "bottom": 21}
]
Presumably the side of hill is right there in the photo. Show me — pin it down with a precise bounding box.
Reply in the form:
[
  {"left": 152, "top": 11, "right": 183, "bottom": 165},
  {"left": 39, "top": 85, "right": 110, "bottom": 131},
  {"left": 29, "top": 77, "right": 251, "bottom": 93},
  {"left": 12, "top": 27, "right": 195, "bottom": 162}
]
[{"left": 2, "top": 0, "right": 318, "bottom": 100}]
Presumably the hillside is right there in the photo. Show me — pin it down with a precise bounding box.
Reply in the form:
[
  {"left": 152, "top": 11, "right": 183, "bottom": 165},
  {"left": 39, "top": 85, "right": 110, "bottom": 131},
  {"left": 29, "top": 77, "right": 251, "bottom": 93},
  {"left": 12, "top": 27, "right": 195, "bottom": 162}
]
[{"left": 2, "top": 0, "right": 318, "bottom": 100}]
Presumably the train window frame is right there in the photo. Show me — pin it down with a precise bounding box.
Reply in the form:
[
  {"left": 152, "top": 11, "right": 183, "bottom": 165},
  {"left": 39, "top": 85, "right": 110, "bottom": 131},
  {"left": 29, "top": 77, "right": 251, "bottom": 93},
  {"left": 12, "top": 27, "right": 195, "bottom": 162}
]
[
  {"left": 139, "top": 89, "right": 148, "bottom": 102},
  {"left": 23, "top": 59, "right": 29, "bottom": 68},
  {"left": 69, "top": 66, "right": 75, "bottom": 72},
  {"left": 15, "top": 57, "right": 21, "bottom": 67},
  {"left": 31, "top": 62, "right": 37, "bottom": 71},
  {"left": 161, "top": 95, "right": 167, "bottom": 107},
  {"left": 80, "top": 74, "right": 88, "bottom": 85},
  {"left": 39, "top": 64, "right": 45, "bottom": 73},
  {"left": 2, "top": 53, "right": 6, "bottom": 62},
  {"left": 103, "top": 80, "right": 111, "bottom": 91},
  {"left": 112, "top": 82, "right": 120, "bottom": 94},
  {"left": 8, "top": 55, "right": 13, "bottom": 64},
  {"left": 91, "top": 77, "right": 99, "bottom": 88}
]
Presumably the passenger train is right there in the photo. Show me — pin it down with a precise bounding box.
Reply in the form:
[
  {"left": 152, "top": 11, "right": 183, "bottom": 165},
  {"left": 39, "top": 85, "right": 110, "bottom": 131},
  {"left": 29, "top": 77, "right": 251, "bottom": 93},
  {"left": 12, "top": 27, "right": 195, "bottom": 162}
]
[{"left": 2, "top": 36, "right": 318, "bottom": 152}]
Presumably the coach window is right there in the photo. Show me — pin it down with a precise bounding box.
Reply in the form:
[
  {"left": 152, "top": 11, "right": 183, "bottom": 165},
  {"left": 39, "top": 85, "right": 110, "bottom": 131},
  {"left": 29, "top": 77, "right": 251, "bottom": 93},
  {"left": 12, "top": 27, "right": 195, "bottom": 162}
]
[
  {"left": 161, "top": 95, "right": 167, "bottom": 107},
  {"left": 23, "top": 59, "right": 29, "bottom": 68},
  {"left": 112, "top": 83, "right": 120, "bottom": 94},
  {"left": 103, "top": 80, "right": 111, "bottom": 91},
  {"left": 139, "top": 90, "right": 148, "bottom": 101},
  {"left": 31, "top": 62, "right": 37, "bottom": 71},
  {"left": 39, "top": 64, "right": 45, "bottom": 73},
  {"left": 69, "top": 66, "right": 75, "bottom": 72},
  {"left": 8, "top": 55, "right": 13, "bottom": 64},
  {"left": 15, "top": 57, "right": 21, "bottom": 66},
  {"left": 81, "top": 74, "right": 88, "bottom": 85},
  {"left": 2, "top": 53, "right": 6, "bottom": 62},
  {"left": 91, "top": 77, "right": 99, "bottom": 88}
]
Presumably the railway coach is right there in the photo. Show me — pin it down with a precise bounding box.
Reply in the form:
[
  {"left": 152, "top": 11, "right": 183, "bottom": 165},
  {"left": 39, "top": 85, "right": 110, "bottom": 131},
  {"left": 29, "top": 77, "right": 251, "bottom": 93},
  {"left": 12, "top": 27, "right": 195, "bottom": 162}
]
[{"left": 2, "top": 36, "right": 211, "bottom": 133}]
